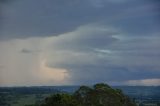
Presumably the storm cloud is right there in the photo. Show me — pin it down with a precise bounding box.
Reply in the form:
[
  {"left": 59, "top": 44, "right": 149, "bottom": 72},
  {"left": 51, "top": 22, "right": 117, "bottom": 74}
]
[
  {"left": 1, "top": 0, "right": 160, "bottom": 40},
  {"left": 44, "top": 25, "right": 160, "bottom": 85},
  {"left": 0, "top": 0, "right": 160, "bottom": 86}
]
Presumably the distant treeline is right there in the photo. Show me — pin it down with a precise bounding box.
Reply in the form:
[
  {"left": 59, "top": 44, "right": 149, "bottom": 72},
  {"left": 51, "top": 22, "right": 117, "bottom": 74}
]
[{"left": 0, "top": 87, "right": 60, "bottom": 94}]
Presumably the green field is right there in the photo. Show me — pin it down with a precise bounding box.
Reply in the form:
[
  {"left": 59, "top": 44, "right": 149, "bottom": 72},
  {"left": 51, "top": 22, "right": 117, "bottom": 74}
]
[{"left": 2, "top": 94, "right": 51, "bottom": 106}]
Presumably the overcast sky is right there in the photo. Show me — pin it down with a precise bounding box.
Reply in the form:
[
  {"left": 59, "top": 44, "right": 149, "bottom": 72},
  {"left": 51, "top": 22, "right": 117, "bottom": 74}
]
[{"left": 0, "top": 0, "right": 160, "bottom": 86}]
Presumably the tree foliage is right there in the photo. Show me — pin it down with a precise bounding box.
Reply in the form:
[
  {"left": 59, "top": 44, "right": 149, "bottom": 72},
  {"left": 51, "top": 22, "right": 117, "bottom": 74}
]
[{"left": 40, "top": 83, "right": 136, "bottom": 106}]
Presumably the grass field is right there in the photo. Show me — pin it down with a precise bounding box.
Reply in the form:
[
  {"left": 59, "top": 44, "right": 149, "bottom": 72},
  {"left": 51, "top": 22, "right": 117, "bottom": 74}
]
[{"left": 4, "top": 94, "right": 51, "bottom": 106}]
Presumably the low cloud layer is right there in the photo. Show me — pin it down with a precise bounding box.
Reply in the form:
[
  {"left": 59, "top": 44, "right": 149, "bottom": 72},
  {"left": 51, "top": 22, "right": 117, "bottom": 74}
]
[
  {"left": 0, "top": 0, "right": 160, "bottom": 86},
  {"left": 45, "top": 25, "right": 160, "bottom": 85}
]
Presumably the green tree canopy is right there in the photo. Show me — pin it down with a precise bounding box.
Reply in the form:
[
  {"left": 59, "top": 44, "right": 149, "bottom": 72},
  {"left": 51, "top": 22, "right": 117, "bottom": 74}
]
[{"left": 40, "top": 83, "right": 136, "bottom": 106}]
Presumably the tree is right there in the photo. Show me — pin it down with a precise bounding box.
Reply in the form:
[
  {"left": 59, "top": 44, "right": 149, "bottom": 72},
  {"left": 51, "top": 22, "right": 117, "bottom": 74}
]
[
  {"left": 39, "top": 83, "right": 136, "bottom": 106},
  {"left": 41, "top": 93, "right": 79, "bottom": 106}
]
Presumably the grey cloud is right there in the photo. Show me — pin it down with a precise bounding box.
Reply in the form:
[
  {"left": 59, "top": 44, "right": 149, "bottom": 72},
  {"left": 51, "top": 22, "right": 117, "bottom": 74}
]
[
  {"left": 0, "top": 0, "right": 159, "bottom": 40},
  {"left": 0, "top": 0, "right": 11, "bottom": 3},
  {"left": 0, "top": 65, "right": 4, "bottom": 69},
  {"left": 0, "top": 0, "right": 160, "bottom": 86},
  {"left": 21, "top": 48, "right": 40, "bottom": 54},
  {"left": 21, "top": 48, "right": 33, "bottom": 54},
  {"left": 67, "top": 67, "right": 160, "bottom": 84},
  {"left": 45, "top": 24, "right": 160, "bottom": 84},
  {"left": 46, "top": 25, "right": 120, "bottom": 68},
  {"left": 0, "top": 0, "right": 100, "bottom": 40},
  {"left": 53, "top": 27, "right": 119, "bottom": 51}
]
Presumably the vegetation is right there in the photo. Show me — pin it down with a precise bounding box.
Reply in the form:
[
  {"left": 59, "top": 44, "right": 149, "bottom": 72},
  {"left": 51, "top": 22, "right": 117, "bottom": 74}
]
[
  {"left": 1, "top": 85, "right": 160, "bottom": 106},
  {"left": 40, "top": 83, "right": 136, "bottom": 106}
]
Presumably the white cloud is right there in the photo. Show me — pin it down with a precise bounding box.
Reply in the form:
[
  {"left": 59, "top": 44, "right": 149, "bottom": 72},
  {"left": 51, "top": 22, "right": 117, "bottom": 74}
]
[{"left": 125, "top": 79, "right": 160, "bottom": 86}]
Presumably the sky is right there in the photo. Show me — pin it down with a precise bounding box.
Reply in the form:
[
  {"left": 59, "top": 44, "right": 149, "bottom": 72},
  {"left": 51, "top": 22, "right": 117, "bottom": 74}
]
[{"left": 0, "top": 0, "right": 160, "bottom": 86}]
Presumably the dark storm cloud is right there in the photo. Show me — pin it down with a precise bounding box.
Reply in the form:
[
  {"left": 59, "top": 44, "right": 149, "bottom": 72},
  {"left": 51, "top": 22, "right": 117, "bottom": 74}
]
[
  {"left": 51, "top": 26, "right": 119, "bottom": 51},
  {"left": 45, "top": 23, "right": 160, "bottom": 84},
  {"left": 0, "top": 0, "right": 103, "bottom": 40},
  {"left": 0, "top": 0, "right": 160, "bottom": 86},
  {"left": 0, "top": 0, "right": 159, "bottom": 40},
  {"left": 66, "top": 67, "right": 160, "bottom": 84},
  {"left": 0, "top": 0, "right": 11, "bottom": 3}
]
